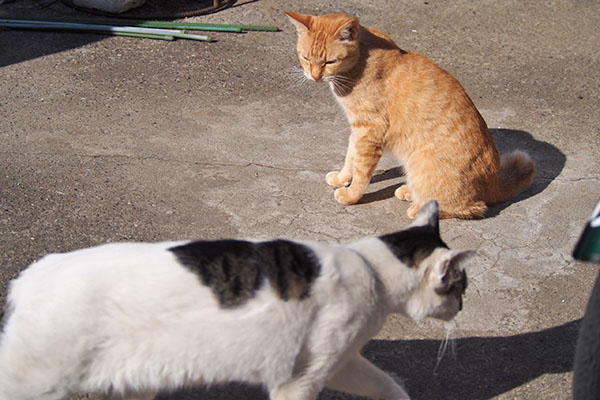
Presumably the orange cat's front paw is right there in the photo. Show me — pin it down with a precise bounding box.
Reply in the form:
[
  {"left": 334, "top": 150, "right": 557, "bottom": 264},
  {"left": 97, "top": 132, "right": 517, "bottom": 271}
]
[
  {"left": 407, "top": 203, "right": 422, "bottom": 219},
  {"left": 334, "top": 187, "right": 360, "bottom": 205},
  {"left": 394, "top": 185, "right": 412, "bottom": 201},
  {"left": 326, "top": 171, "right": 351, "bottom": 188}
]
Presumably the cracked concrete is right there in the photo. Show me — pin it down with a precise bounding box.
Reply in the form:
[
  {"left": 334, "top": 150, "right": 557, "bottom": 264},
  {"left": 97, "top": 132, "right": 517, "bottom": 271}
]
[{"left": 1, "top": 0, "right": 599, "bottom": 399}]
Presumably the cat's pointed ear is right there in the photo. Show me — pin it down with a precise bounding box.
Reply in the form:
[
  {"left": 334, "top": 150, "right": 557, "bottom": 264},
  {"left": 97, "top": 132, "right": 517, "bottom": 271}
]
[
  {"left": 335, "top": 17, "right": 359, "bottom": 42},
  {"left": 410, "top": 200, "right": 440, "bottom": 231},
  {"left": 435, "top": 249, "right": 475, "bottom": 276},
  {"left": 285, "top": 11, "right": 312, "bottom": 36},
  {"left": 432, "top": 250, "right": 474, "bottom": 287}
]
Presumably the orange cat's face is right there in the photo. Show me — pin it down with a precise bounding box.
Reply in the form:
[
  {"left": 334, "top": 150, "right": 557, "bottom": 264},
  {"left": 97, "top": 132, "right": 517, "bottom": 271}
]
[{"left": 286, "top": 12, "right": 360, "bottom": 82}]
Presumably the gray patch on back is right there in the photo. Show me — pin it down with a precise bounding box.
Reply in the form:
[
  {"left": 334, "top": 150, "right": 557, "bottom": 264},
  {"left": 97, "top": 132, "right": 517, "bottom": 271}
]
[{"left": 169, "top": 239, "right": 321, "bottom": 308}]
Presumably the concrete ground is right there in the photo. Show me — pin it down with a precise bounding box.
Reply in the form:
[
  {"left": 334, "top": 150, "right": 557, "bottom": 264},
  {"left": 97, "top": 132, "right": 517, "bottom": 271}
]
[{"left": 1, "top": 0, "right": 599, "bottom": 399}]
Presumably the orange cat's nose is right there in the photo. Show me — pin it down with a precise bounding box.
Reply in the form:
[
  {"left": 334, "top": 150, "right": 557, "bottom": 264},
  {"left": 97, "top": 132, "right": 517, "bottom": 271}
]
[{"left": 310, "top": 66, "right": 323, "bottom": 81}]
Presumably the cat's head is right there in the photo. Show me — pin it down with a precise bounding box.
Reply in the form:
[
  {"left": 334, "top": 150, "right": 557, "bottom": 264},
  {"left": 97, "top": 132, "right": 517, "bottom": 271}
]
[
  {"left": 380, "top": 201, "right": 474, "bottom": 321},
  {"left": 285, "top": 11, "right": 360, "bottom": 82}
]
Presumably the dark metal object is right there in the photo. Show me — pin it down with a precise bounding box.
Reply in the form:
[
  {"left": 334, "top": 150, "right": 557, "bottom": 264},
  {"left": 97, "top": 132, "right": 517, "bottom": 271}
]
[
  {"left": 573, "top": 200, "right": 600, "bottom": 263},
  {"left": 573, "top": 199, "right": 600, "bottom": 399}
]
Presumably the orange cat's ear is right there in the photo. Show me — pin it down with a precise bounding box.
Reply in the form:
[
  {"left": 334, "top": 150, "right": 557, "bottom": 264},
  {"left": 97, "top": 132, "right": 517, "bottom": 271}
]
[
  {"left": 335, "top": 17, "right": 359, "bottom": 42},
  {"left": 285, "top": 11, "right": 312, "bottom": 36}
]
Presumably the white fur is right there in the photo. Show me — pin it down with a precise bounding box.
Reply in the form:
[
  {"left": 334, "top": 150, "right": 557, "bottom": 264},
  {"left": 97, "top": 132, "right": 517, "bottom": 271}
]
[{"left": 0, "top": 212, "right": 467, "bottom": 400}]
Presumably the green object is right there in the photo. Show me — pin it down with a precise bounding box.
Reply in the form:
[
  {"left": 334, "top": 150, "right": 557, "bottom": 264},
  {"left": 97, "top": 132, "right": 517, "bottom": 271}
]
[
  {"left": 112, "top": 31, "right": 175, "bottom": 40},
  {"left": 0, "top": 19, "right": 213, "bottom": 41},
  {"left": 218, "top": 23, "right": 280, "bottom": 32},
  {"left": 2, "top": 17, "right": 279, "bottom": 32},
  {"left": 17, "top": 17, "right": 241, "bottom": 32},
  {"left": 573, "top": 200, "right": 600, "bottom": 263}
]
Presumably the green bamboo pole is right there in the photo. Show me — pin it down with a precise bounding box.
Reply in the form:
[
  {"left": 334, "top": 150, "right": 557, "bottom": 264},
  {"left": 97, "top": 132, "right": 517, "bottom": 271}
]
[
  {"left": 112, "top": 31, "right": 175, "bottom": 40},
  {"left": 0, "top": 19, "right": 213, "bottom": 41},
  {"left": 219, "top": 23, "right": 279, "bottom": 32},
  {"left": 1, "top": 17, "right": 278, "bottom": 32},
  {"left": 59, "top": 18, "right": 243, "bottom": 32}
]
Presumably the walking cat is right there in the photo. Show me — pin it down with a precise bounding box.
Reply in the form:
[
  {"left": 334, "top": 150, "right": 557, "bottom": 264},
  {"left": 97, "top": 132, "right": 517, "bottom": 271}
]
[
  {"left": 286, "top": 12, "right": 536, "bottom": 219},
  {"left": 0, "top": 201, "right": 471, "bottom": 400}
]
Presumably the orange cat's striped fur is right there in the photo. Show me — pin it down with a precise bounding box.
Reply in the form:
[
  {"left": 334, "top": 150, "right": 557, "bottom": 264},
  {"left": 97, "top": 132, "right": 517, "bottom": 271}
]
[{"left": 286, "top": 12, "right": 536, "bottom": 219}]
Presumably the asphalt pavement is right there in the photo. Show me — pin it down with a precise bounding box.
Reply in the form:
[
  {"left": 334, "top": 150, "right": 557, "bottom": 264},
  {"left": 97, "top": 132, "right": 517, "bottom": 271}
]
[{"left": 1, "top": 1, "right": 599, "bottom": 399}]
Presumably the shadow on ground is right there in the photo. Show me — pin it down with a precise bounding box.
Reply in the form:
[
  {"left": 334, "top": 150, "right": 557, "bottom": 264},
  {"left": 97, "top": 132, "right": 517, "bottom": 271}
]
[
  {"left": 487, "top": 128, "right": 566, "bottom": 216},
  {"left": 359, "top": 166, "right": 404, "bottom": 204},
  {"left": 0, "top": 0, "right": 240, "bottom": 67},
  {"left": 357, "top": 129, "right": 565, "bottom": 214},
  {"left": 157, "top": 319, "right": 579, "bottom": 400},
  {"left": 0, "top": 29, "right": 102, "bottom": 67}
]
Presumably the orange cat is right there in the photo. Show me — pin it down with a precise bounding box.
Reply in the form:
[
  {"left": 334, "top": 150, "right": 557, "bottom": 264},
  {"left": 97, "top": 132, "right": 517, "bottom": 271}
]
[{"left": 286, "top": 11, "right": 536, "bottom": 219}]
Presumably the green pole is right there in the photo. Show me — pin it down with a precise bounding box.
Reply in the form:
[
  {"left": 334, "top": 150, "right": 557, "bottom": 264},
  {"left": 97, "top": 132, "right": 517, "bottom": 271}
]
[{"left": 2, "top": 17, "right": 279, "bottom": 32}]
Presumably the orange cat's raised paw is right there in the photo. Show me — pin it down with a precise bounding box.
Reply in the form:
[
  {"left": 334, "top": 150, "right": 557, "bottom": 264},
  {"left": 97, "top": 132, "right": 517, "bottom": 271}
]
[
  {"left": 326, "top": 171, "right": 351, "bottom": 188},
  {"left": 394, "top": 185, "right": 412, "bottom": 201},
  {"left": 334, "top": 187, "right": 360, "bottom": 205}
]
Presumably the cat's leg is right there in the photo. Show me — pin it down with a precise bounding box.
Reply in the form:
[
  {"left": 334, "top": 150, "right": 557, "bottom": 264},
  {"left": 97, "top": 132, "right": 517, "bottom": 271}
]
[
  {"left": 326, "top": 132, "right": 356, "bottom": 188},
  {"left": 333, "top": 128, "right": 383, "bottom": 205},
  {"left": 325, "top": 354, "right": 410, "bottom": 400},
  {"left": 406, "top": 203, "right": 422, "bottom": 219},
  {"left": 394, "top": 185, "right": 412, "bottom": 201},
  {"left": 269, "top": 380, "right": 320, "bottom": 400}
]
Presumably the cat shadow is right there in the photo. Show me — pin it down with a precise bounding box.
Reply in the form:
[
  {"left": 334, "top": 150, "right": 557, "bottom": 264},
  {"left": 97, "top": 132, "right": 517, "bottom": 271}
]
[
  {"left": 360, "top": 318, "right": 580, "bottom": 400},
  {"left": 487, "top": 128, "right": 565, "bottom": 216},
  {"left": 357, "top": 129, "right": 565, "bottom": 216},
  {"left": 359, "top": 166, "right": 404, "bottom": 204},
  {"left": 156, "top": 319, "right": 580, "bottom": 400},
  {"left": 369, "top": 166, "right": 405, "bottom": 184}
]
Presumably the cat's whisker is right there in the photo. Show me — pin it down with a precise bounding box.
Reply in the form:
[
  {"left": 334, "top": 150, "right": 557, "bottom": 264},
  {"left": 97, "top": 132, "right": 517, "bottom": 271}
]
[
  {"left": 333, "top": 76, "right": 356, "bottom": 90},
  {"left": 448, "top": 320, "right": 458, "bottom": 357},
  {"left": 326, "top": 75, "right": 355, "bottom": 96},
  {"left": 331, "top": 74, "right": 355, "bottom": 84},
  {"left": 286, "top": 67, "right": 308, "bottom": 88},
  {"left": 290, "top": 75, "right": 307, "bottom": 88},
  {"left": 433, "top": 320, "right": 457, "bottom": 375},
  {"left": 291, "top": 76, "right": 308, "bottom": 88}
]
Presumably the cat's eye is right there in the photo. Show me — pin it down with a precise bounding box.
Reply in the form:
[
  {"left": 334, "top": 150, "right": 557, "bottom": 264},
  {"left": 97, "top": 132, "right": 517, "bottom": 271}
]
[{"left": 324, "top": 60, "right": 338, "bottom": 65}]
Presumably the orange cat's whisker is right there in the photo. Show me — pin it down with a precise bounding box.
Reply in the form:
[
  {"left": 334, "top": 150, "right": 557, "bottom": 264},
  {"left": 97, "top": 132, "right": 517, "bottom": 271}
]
[
  {"left": 326, "top": 75, "right": 355, "bottom": 96},
  {"left": 288, "top": 68, "right": 308, "bottom": 88}
]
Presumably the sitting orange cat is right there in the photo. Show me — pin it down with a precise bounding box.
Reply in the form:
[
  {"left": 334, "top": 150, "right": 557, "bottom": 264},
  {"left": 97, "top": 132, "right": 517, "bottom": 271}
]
[{"left": 286, "top": 11, "right": 535, "bottom": 219}]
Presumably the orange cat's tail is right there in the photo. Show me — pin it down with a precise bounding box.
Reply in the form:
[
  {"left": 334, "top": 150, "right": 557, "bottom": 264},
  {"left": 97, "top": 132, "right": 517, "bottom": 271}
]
[{"left": 493, "top": 150, "right": 536, "bottom": 204}]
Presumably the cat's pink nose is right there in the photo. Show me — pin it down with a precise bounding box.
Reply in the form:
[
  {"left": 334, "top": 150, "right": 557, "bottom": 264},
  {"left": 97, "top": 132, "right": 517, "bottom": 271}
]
[{"left": 309, "top": 66, "right": 323, "bottom": 81}]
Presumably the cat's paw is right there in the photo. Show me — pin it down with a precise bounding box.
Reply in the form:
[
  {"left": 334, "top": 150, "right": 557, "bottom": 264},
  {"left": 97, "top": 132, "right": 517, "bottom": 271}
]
[
  {"left": 326, "top": 171, "right": 351, "bottom": 188},
  {"left": 407, "top": 203, "right": 422, "bottom": 219},
  {"left": 394, "top": 185, "right": 412, "bottom": 201},
  {"left": 334, "top": 187, "right": 360, "bottom": 205}
]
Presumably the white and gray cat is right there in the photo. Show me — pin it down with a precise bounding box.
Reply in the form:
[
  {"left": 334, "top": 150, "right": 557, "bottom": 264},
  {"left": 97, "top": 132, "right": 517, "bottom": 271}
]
[{"left": 0, "top": 201, "right": 472, "bottom": 400}]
